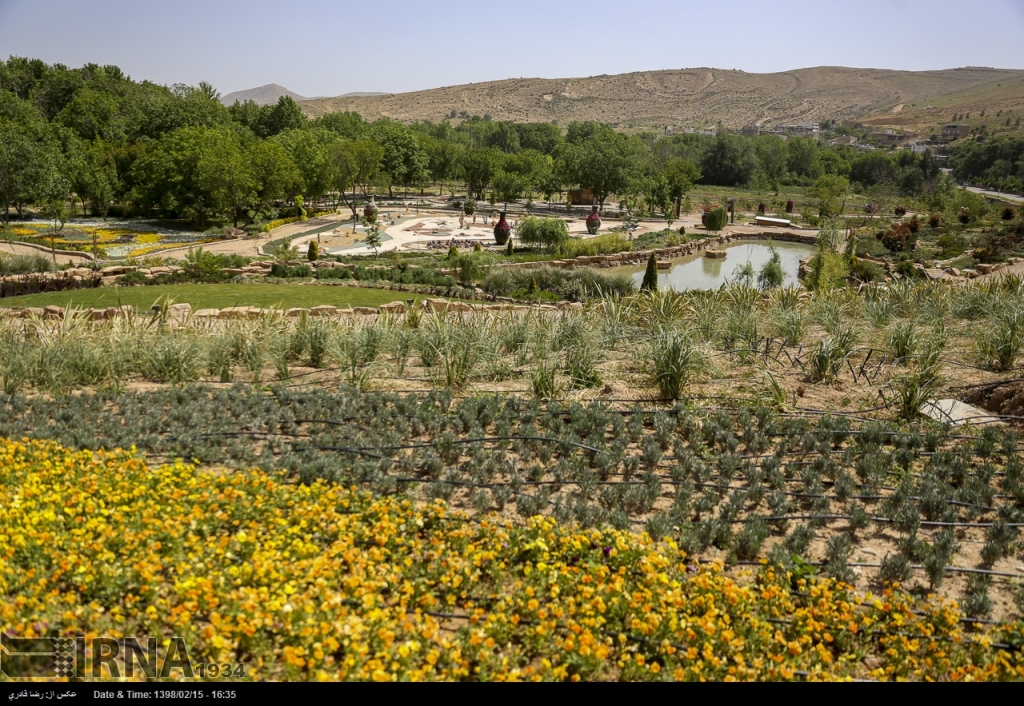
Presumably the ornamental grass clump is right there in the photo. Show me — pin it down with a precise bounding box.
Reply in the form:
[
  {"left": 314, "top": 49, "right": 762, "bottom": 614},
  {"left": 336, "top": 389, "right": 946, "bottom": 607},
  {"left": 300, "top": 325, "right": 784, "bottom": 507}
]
[{"left": 649, "top": 330, "right": 704, "bottom": 400}]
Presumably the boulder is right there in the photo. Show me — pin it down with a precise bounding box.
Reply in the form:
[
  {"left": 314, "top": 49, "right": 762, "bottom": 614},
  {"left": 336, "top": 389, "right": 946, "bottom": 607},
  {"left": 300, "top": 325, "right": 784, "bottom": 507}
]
[
  {"left": 168, "top": 303, "right": 192, "bottom": 316},
  {"left": 193, "top": 309, "right": 220, "bottom": 319},
  {"left": 704, "top": 250, "right": 727, "bottom": 259},
  {"left": 379, "top": 301, "right": 407, "bottom": 315},
  {"left": 353, "top": 306, "right": 379, "bottom": 315},
  {"left": 657, "top": 260, "right": 671, "bottom": 270},
  {"left": 217, "top": 307, "right": 249, "bottom": 320},
  {"left": 21, "top": 307, "right": 45, "bottom": 319},
  {"left": 44, "top": 305, "right": 65, "bottom": 319},
  {"left": 309, "top": 305, "right": 338, "bottom": 317},
  {"left": 285, "top": 308, "right": 308, "bottom": 317},
  {"left": 100, "top": 265, "right": 136, "bottom": 276},
  {"left": 90, "top": 308, "right": 108, "bottom": 321}
]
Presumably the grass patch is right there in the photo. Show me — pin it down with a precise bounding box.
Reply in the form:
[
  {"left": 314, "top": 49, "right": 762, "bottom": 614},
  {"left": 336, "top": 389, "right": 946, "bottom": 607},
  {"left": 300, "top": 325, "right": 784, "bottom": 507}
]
[{"left": 0, "top": 283, "right": 431, "bottom": 311}]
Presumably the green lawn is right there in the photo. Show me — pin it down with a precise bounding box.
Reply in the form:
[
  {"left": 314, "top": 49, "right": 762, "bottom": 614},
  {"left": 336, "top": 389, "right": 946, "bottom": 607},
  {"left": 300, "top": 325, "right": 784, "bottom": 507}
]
[{"left": 0, "top": 283, "right": 434, "bottom": 311}]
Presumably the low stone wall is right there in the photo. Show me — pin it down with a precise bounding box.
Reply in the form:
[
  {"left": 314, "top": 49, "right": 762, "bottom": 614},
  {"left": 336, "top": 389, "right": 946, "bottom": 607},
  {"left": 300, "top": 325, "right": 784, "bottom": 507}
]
[
  {"left": 497, "top": 231, "right": 818, "bottom": 271},
  {"left": 0, "top": 299, "right": 584, "bottom": 323}
]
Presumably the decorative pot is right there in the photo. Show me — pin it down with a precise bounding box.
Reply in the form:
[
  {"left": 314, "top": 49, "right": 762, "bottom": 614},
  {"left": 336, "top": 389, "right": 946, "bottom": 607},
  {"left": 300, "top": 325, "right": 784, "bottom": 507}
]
[
  {"left": 493, "top": 211, "right": 511, "bottom": 246},
  {"left": 364, "top": 197, "right": 378, "bottom": 224}
]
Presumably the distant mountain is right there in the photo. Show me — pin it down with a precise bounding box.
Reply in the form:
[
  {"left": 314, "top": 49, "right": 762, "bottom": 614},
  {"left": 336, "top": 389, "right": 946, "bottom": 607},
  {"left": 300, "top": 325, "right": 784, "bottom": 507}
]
[
  {"left": 220, "top": 85, "right": 388, "bottom": 106},
  {"left": 220, "top": 84, "right": 308, "bottom": 106},
  {"left": 298, "top": 67, "right": 1024, "bottom": 132},
  {"left": 336, "top": 92, "right": 388, "bottom": 98}
]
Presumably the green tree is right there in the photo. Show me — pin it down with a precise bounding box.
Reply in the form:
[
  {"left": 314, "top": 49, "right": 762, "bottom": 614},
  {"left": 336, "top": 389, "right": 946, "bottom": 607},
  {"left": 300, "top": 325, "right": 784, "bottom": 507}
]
[
  {"left": 460, "top": 148, "right": 500, "bottom": 200},
  {"left": 641, "top": 252, "right": 659, "bottom": 291},
  {"left": 364, "top": 223, "right": 383, "bottom": 257},
  {"left": 199, "top": 128, "right": 256, "bottom": 227},
  {"left": 249, "top": 140, "right": 301, "bottom": 213},
  {"left": 661, "top": 158, "right": 701, "bottom": 216},
  {"left": 313, "top": 111, "right": 367, "bottom": 140},
  {"left": 273, "top": 127, "right": 334, "bottom": 202},
  {"left": 557, "top": 124, "right": 645, "bottom": 209},
  {"left": 328, "top": 139, "right": 383, "bottom": 230},
  {"left": 699, "top": 135, "right": 757, "bottom": 186},
  {"left": 754, "top": 135, "right": 789, "bottom": 184},
  {"left": 81, "top": 139, "right": 119, "bottom": 219},
  {"left": 259, "top": 96, "right": 306, "bottom": 137},
  {"left": 810, "top": 174, "right": 850, "bottom": 218},
  {"left": 307, "top": 240, "right": 319, "bottom": 261},
  {"left": 370, "top": 119, "right": 429, "bottom": 196},
  {"left": 424, "top": 137, "right": 460, "bottom": 195}
]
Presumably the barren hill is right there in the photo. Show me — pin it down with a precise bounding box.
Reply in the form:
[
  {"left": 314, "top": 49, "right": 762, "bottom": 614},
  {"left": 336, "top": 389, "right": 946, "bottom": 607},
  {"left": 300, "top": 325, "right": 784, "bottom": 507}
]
[
  {"left": 299, "top": 66, "right": 1024, "bottom": 130},
  {"left": 221, "top": 83, "right": 308, "bottom": 106}
]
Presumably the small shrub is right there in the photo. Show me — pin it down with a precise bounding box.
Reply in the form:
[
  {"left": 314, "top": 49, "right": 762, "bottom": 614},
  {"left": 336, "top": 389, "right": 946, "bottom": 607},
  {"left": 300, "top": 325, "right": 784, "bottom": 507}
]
[
  {"left": 307, "top": 240, "right": 319, "bottom": 261},
  {"left": 703, "top": 206, "right": 728, "bottom": 233},
  {"left": 882, "top": 223, "right": 916, "bottom": 252},
  {"left": 517, "top": 217, "right": 569, "bottom": 251},
  {"left": 1003, "top": 206, "right": 1017, "bottom": 221},
  {"left": 928, "top": 213, "right": 943, "bottom": 229}
]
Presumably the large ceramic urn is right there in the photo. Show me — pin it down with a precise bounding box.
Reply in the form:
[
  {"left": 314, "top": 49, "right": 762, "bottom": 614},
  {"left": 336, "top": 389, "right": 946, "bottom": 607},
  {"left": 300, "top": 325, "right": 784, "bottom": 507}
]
[
  {"left": 493, "top": 211, "right": 511, "bottom": 245},
  {"left": 364, "top": 197, "right": 379, "bottom": 224}
]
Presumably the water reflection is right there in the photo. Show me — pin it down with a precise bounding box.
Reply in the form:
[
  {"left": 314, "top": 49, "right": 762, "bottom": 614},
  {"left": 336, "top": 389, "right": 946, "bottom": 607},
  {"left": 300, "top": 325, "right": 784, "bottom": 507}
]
[{"left": 607, "top": 240, "right": 815, "bottom": 291}]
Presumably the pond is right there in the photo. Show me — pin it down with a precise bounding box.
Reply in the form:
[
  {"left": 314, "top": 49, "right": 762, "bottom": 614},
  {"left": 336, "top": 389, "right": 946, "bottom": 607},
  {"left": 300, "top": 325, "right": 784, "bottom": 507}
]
[{"left": 609, "top": 240, "right": 816, "bottom": 291}]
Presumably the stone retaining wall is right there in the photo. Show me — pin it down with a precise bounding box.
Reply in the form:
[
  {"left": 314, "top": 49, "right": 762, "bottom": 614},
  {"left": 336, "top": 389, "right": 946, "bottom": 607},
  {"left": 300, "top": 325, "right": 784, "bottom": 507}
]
[
  {"left": 496, "top": 231, "right": 818, "bottom": 271},
  {"left": 0, "top": 299, "right": 584, "bottom": 324}
]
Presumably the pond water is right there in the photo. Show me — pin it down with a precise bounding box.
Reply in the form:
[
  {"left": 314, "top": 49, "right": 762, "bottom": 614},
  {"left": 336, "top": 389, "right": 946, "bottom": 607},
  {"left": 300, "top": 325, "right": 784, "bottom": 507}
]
[{"left": 609, "top": 240, "right": 816, "bottom": 291}]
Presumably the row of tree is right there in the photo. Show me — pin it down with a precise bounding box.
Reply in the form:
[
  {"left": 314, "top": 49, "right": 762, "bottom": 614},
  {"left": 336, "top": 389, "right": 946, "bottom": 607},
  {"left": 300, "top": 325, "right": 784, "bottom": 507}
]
[{"left": 0, "top": 56, "right": 993, "bottom": 229}]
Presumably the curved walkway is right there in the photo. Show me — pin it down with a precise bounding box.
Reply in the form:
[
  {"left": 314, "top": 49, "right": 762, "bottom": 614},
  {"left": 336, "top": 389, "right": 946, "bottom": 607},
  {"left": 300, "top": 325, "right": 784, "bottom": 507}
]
[{"left": 0, "top": 242, "right": 90, "bottom": 265}]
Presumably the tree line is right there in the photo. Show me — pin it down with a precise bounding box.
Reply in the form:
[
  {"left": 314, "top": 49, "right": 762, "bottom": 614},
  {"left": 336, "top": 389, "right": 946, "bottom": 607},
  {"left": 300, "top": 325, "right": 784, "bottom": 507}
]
[{"left": 0, "top": 56, "right": 995, "bottom": 230}]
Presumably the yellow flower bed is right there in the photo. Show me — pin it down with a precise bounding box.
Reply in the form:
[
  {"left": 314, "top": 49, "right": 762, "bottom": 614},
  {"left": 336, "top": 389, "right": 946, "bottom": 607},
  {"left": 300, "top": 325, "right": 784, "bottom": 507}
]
[
  {"left": 124, "top": 240, "right": 219, "bottom": 259},
  {"left": 1, "top": 438, "right": 1022, "bottom": 682}
]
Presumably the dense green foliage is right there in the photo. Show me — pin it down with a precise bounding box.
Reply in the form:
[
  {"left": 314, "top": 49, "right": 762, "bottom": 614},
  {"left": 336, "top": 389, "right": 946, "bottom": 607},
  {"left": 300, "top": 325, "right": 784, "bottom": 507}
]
[{"left": 0, "top": 56, "right": 1017, "bottom": 238}]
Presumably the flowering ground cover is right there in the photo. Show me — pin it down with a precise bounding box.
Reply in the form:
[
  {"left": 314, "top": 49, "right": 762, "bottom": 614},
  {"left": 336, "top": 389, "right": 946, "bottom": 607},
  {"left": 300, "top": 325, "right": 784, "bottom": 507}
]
[
  {"left": 2, "top": 222, "right": 218, "bottom": 258},
  {"left": 1, "top": 437, "right": 1024, "bottom": 681}
]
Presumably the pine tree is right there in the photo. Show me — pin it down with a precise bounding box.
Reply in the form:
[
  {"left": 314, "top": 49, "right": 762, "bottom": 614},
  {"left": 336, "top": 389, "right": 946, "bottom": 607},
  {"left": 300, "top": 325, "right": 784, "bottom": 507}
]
[
  {"left": 506, "top": 239, "right": 514, "bottom": 257},
  {"left": 307, "top": 240, "right": 319, "bottom": 262},
  {"left": 641, "top": 252, "right": 659, "bottom": 291}
]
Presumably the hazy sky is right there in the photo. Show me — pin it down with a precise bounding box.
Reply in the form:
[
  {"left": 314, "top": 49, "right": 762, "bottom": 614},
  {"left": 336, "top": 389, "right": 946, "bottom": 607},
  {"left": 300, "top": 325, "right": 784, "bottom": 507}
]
[{"left": 2, "top": 0, "right": 1023, "bottom": 98}]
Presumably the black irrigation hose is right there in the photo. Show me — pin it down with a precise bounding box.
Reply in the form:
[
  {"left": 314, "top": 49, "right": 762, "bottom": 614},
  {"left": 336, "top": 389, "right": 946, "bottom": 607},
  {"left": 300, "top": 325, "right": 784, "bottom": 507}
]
[{"left": 727, "top": 514, "right": 1024, "bottom": 530}]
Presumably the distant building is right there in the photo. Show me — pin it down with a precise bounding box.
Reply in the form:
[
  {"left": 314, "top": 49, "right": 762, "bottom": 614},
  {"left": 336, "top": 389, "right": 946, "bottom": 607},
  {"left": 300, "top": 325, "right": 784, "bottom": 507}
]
[
  {"left": 741, "top": 124, "right": 761, "bottom": 137},
  {"left": 699, "top": 128, "right": 717, "bottom": 137},
  {"left": 907, "top": 140, "right": 928, "bottom": 154},
  {"left": 939, "top": 124, "right": 970, "bottom": 142},
  {"left": 567, "top": 188, "right": 595, "bottom": 206},
  {"left": 665, "top": 126, "right": 674, "bottom": 136},
  {"left": 872, "top": 129, "right": 903, "bottom": 146},
  {"left": 829, "top": 135, "right": 857, "bottom": 146},
  {"left": 775, "top": 121, "right": 819, "bottom": 138}
]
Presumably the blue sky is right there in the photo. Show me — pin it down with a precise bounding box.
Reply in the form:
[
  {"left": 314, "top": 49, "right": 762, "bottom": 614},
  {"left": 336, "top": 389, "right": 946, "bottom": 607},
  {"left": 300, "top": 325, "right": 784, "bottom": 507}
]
[{"left": 1, "top": 0, "right": 1023, "bottom": 98}]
